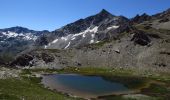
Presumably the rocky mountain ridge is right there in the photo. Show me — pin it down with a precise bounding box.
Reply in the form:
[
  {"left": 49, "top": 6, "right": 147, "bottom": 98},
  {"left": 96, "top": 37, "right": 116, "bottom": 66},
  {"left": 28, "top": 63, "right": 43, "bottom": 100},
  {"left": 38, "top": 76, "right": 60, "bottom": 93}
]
[
  {"left": 0, "top": 26, "right": 49, "bottom": 63},
  {"left": 1, "top": 8, "right": 170, "bottom": 71},
  {"left": 36, "top": 9, "right": 130, "bottom": 49}
]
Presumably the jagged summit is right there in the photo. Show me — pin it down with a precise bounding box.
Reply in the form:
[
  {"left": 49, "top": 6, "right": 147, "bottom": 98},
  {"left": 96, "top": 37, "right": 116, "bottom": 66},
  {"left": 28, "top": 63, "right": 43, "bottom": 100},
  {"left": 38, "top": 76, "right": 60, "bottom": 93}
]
[
  {"left": 0, "top": 26, "right": 36, "bottom": 33},
  {"left": 97, "top": 9, "right": 114, "bottom": 17},
  {"left": 162, "top": 8, "right": 170, "bottom": 14},
  {"left": 50, "top": 9, "right": 124, "bottom": 37},
  {"left": 141, "top": 13, "right": 149, "bottom": 16},
  {"left": 131, "top": 13, "right": 151, "bottom": 24},
  {"left": 99, "top": 9, "right": 112, "bottom": 15},
  {"left": 38, "top": 8, "right": 130, "bottom": 49},
  {"left": 0, "top": 26, "right": 49, "bottom": 34},
  {"left": 1, "top": 8, "right": 170, "bottom": 71}
]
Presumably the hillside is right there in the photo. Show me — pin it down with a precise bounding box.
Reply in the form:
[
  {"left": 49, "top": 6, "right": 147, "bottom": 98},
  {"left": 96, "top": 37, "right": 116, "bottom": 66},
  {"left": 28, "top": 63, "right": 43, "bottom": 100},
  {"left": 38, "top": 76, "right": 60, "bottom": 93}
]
[{"left": 10, "top": 9, "right": 170, "bottom": 72}]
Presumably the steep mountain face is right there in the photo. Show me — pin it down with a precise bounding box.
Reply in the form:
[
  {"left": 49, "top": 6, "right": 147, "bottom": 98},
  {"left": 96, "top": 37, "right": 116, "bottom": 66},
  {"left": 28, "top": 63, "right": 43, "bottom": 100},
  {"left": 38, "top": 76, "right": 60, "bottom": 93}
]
[
  {"left": 37, "top": 9, "right": 130, "bottom": 49},
  {"left": 0, "top": 26, "right": 49, "bottom": 63},
  {"left": 131, "top": 13, "right": 151, "bottom": 24},
  {"left": 7, "top": 8, "right": 170, "bottom": 72},
  {"left": 154, "top": 8, "right": 170, "bottom": 19},
  {"left": 11, "top": 28, "right": 170, "bottom": 72},
  {"left": 132, "top": 8, "right": 170, "bottom": 30},
  {"left": 151, "top": 8, "right": 170, "bottom": 30}
]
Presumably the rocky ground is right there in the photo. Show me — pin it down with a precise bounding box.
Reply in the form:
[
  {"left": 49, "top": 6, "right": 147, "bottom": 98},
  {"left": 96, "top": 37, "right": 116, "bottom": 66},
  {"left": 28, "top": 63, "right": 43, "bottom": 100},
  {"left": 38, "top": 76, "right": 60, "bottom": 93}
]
[
  {"left": 0, "top": 67, "right": 20, "bottom": 79},
  {"left": 11, "top": 26, "right": 170, "bottom": 73},
  {"left": 8, "top": 9, "right": 170, "bottom": 73},
  {"left": 0, "top": 7, "right": 170, "bottom": 100}
]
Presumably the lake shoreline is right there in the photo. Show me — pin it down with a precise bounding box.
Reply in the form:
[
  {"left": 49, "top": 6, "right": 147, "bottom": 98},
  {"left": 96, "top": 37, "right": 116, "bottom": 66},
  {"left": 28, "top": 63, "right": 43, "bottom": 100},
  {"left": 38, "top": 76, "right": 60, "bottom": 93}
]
[
  {"left": 1, "top": 67, "right": 169, "bottom": 100},
  {"left": 41, "top": 74, "right": 137, "bottom": 99}
]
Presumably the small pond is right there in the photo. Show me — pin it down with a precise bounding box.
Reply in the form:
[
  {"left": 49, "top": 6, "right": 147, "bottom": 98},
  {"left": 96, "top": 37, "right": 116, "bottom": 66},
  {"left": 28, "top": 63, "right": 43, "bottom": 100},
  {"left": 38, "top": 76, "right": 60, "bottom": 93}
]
[{"left": 41, "top": 74, "right": 131, "bottom": 99}]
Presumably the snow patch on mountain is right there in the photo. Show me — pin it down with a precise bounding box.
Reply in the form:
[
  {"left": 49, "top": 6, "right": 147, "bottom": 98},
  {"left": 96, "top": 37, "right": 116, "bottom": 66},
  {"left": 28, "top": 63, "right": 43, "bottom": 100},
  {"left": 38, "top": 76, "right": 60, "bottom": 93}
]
[
  {"left": 52, "top": 39, "right": 58, "bottom": 44},
  {"left": 45, "top": 38, "right": 59, "bottom": 48},
  {"left": 96, "top": 41, "right": 100, "bottom": 43},
  {"left": 64, "top": 42, "right": 71, "bottom": 49},
  {"left": 1, "top": 31, "right": 37, "bottom": 41},
  {"left": 71, "top": 26, "right": 99, "bottom": 39},
  {"left": 107, "top": 25, "right": 119, "bottom": 30},
  {"left": 0, "top": 41, "right": 5, "bottom": 43},
  {"left": 91, "top": 34, "right": 95, "bottom": 38},
  {"left": 89, "top": 27, "right": 98, "bottom": 44},
  {"left": 2, "top": 31, "right": 18, "bottom": 37},
  {"left": 45, "top": 26, "right": 99, "bottom": 49},
  {"left": 90, "top": 40, "right": 94, "bottom": 44},
  {"left": 44, "top": 45, "right": 47, "bottom": 49},
  {"left": 61, "top": 37, "right": 68, "bottom": 41},
  {"left": 71, "top": 37, "right": 76, "bottom": 40}
]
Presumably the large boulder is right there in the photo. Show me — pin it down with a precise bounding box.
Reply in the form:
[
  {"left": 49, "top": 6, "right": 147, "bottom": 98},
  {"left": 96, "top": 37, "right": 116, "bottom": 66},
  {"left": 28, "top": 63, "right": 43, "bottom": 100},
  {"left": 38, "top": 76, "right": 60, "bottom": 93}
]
[
  {"left": 10, "top": 54, "right": 33, "bottom": 67},
  {"left": 131, "top": 31, "right": 151, "bottom": 46}
]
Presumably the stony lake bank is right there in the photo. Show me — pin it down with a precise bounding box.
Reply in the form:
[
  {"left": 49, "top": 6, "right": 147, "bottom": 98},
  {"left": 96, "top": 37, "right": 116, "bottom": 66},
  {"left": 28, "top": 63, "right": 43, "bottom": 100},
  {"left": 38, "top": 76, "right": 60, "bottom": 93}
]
[{"left": 0, "top": 66, "right": 170, "bottom": 100}]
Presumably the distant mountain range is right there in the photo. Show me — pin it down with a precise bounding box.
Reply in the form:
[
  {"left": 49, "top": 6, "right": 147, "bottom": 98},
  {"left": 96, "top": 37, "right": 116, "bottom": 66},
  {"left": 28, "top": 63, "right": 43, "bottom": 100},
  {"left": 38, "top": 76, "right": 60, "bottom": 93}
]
[
  {"left": 0, "top": 26, "right": 49, "bottom": 62},
  {"left": 0, "top": 8, "right": 170, "bottom": 70}
]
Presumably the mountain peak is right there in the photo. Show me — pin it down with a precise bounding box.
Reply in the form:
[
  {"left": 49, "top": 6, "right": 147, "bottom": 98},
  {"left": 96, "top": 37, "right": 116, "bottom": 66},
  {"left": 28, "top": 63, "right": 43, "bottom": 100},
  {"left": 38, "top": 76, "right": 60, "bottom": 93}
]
[
  {"left": 131, "top": 13, "right": 151, "bottom": 24},
  {"left": 98, "top": 9, "right": 113, "bottom": 17},
  {"left": 141, "top": 13, "right": 149, "bottom": 17},
  {"left": 100, "top": 9, "right": 109, "bottom": 13},
  {"left": 164, "top": 8, "right": 170, "bottom": 14},
  {"left": 1, "top": 26, "right": 33, "bottom": 33}
]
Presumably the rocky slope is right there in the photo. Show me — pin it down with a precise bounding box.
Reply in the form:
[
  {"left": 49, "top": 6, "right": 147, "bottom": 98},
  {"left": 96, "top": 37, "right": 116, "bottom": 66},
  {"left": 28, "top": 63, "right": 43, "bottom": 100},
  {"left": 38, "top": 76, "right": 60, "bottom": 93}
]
[
  {"left": 151, "top": 9, "right": 170, "bottom": 30},
  {"left": 37, "top": 9, "right": 130, "bottom": 49},
  {"left": 11, "top": 27, "right": 170, "bottom": 72},
  {"left": 0, "top": 26, "right": 49, "bottom": 63},
  {"left": 131, "top": 8, "right": 170, "bottom": 30},
  {"left": 8, "top": 8, "right": 170, "bottom": 71}
]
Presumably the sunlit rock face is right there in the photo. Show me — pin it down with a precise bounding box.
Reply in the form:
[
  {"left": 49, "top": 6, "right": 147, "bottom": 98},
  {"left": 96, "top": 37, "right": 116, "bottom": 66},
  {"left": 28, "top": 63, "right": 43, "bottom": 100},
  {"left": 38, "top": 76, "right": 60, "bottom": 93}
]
[
  {"left": 7, "top": 8, "right": 170, "bottom": 70},
  {"left": 38, "top": 9, "right": 130, "bottom": 49}
]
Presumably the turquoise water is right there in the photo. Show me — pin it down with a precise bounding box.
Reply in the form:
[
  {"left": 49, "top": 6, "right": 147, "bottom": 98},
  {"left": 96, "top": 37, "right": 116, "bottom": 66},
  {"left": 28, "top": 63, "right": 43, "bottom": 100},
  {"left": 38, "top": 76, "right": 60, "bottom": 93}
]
[{"left": 42, "top": 74, "right": 129, "bottom": 98}]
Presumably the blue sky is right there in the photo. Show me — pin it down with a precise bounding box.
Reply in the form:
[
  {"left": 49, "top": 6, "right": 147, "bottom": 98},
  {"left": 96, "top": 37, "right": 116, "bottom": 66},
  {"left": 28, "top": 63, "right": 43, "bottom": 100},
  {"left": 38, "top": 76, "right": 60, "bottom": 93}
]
[{"left": 0, "top": 0, "right": 169, "bottom": 31}]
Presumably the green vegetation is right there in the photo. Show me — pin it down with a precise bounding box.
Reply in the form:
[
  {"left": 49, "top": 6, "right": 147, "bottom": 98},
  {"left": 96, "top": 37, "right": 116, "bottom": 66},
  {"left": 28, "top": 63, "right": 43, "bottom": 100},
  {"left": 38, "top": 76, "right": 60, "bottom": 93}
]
[
  {"left": 102, "top": 76, "right": 148, "bottom": 89},
  {"left": 1, "top": 67, "right": 170, "bottom": 100},
  {"left": 0, "top": 53, "right": 14, "bottom": 64},
  {"left": 98, "top": 95, "right": 130, "bottom": 100},
  {"left": 144, "top": 84, "right": 168, "bottom": 94},
  {"left": 98, "top": 95, "right": 158, "bottom": 100},
  {"left": 58, "top": 67, "right": 135, "bottom": 76},
  {"left": 141, "top": 83, "right": 170, "bottom": 99},
  {"left": 21, "top": 67, "right": 170, "bottom": 83},
  {"left": 43, "top": 49, "right": 62, "bottom": 53},
  {"left": 135, "top": 24, "right": 170, "bottom": 35},
  {"left": 0, "top": 77, "right": 82, "bottom": 100}
]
